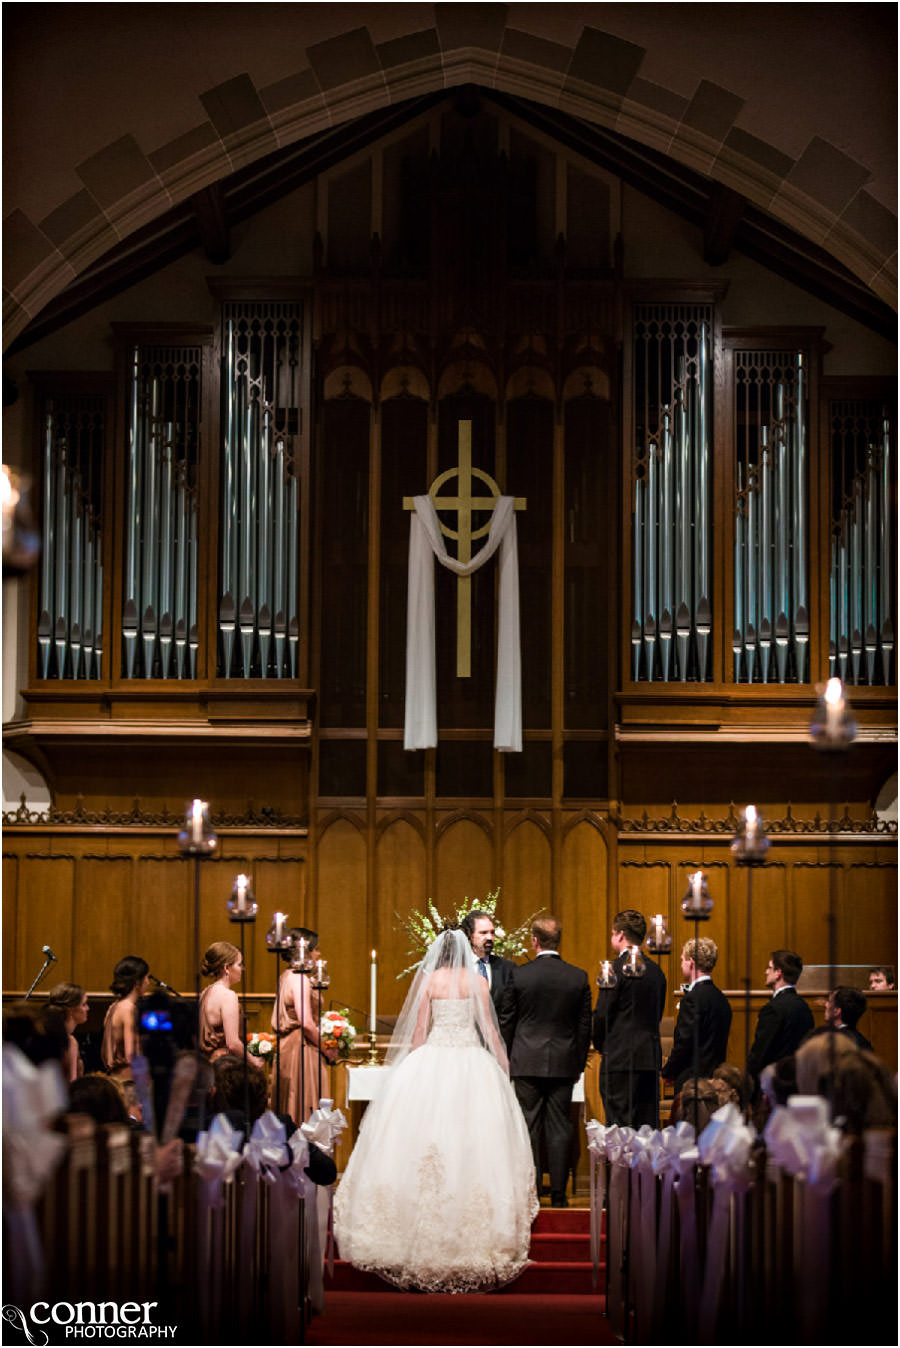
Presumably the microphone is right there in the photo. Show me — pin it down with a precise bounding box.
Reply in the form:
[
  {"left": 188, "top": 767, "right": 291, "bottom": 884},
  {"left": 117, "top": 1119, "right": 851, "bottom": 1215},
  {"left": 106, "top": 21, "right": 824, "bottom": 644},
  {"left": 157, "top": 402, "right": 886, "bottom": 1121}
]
[
  {"left": 42, "top": 945, "right": 58, "bottom": 962},
  {"left": 149, "top": 974, "right": 183, "bottom": 998}
]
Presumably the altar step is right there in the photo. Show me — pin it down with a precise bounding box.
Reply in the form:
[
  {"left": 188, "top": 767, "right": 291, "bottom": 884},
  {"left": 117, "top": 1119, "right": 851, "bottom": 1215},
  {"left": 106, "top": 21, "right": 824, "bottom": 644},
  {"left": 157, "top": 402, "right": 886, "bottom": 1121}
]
[{"left": 327, "top": 1205, "right": 603, "bottom": 1297}]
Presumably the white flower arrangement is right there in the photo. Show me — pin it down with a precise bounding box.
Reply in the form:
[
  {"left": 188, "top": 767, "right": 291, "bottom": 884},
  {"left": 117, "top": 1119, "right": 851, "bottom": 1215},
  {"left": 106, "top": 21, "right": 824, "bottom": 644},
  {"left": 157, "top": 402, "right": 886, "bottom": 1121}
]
[{"left": 394, "top": 889, "right": 539, "bottom": 979}]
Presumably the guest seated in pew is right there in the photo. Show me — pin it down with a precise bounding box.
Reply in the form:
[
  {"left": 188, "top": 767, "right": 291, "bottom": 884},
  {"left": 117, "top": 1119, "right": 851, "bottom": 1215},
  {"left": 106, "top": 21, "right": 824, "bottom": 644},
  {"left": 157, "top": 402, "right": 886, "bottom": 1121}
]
[
  {"left": 67, "top": 1072, "right": 133, "bottom": 1127},
  {"left": 867, "top": 965, "right": 895, "bottom": 992},
  {"left": 795, "top": 1032, "right": 896, "bottom": 1134},
  {"left": 823, "top": 986, "right": 873, "bottom": 1051},
  {"left": 3, "top": 999, "right": 68, "bottom": 1070},
  {"left": 756, "top": 1055, "right": 798, "bottom": 1129},
  {"left": 47, "top": 982, "right": 89, "bottom": 1082},
  {"left": 669, "top": 1076, "right": 719, "bottom": 1132},
  {"left": 711, "top": 1062, "right": 752, "bottom": 1114},
  {"left": 211, "top": 1053, "right": 337, "bottom": 1186}
]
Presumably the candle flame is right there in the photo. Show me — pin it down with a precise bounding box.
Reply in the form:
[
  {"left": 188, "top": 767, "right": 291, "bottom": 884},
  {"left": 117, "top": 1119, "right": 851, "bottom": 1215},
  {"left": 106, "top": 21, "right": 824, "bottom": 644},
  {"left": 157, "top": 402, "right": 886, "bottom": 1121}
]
[
  {"left": 371, "top": 949, "right": 377, "bottom": 960},
  {"left": 745, "top": 804, "right": 757, "bottom": 826},
  {"left": 825, "top": 677, "right": 843, "bottom": 706}
]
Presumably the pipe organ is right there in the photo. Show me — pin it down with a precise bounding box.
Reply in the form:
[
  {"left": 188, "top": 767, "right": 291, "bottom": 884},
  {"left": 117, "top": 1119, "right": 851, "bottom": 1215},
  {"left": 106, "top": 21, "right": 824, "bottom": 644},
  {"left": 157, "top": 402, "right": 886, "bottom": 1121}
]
[
  {"left": 36, "top": 392, "right": 106, "bottom": 680},
  {"left": 733, "top": 349, "right": 809, "bottom": 683},
  {"left": 218, "top": 303, "right": 304, "bottom": 679},
  {"left": 631, "top": 304, "right": 713, "bottom": 682},
  {"left": 122, "top": 344, "right": 201, "bottom": 679},
  {"left": 829, "top": 399, "right": 895, "bottom": 685}
]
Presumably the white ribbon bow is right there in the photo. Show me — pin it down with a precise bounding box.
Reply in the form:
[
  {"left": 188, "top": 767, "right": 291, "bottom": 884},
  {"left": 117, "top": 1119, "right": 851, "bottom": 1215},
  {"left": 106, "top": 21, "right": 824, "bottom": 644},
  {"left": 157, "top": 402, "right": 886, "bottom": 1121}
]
[
  {"left": 194, "top": 1113, "right": 245, "bottom": 1206},
  {"left": 244, "top": 1110, "right": 294, "bottom": 1185},
  {"left": 2, "top": 1045, "right": 67, "bottom": 1208},
  {"left": 763, "top": 1096, "right": 841, "bottom": 1187},
  {"left": 301, "top": 1098, "right": 348, "bottom": 1157}
]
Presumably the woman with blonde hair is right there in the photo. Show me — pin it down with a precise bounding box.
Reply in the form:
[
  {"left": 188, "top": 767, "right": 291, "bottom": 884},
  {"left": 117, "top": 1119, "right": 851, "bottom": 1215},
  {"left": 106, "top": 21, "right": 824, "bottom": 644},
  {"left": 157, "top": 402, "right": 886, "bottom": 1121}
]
[
  {"left": 47, "top": 981, "right": 89, "bottom": 1082},
  {"left": 198, "top": 941, "right": 262, "bottom": 1068}
]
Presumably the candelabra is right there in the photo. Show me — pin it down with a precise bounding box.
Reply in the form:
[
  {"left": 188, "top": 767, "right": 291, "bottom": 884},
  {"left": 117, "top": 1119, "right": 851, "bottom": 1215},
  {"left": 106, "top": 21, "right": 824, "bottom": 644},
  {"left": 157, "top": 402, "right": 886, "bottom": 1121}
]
[
  {"left": 310, "top": 958, "right": 331, "bottom": 1102},
  {"left": 177, "top": 799, "right": 217, "bottom": 1010},
  {"left": 682, "top": 870, "right": 714, "bottom": 1102},
  {"left": 266, "top": 913, "right": 294, "bottom": 1116},
  {"left": 226, "top": 874, "right": 257, "bottom": 1126},
  {"left": 731, "top": 806, "right": 770, "bottom": 1067}
]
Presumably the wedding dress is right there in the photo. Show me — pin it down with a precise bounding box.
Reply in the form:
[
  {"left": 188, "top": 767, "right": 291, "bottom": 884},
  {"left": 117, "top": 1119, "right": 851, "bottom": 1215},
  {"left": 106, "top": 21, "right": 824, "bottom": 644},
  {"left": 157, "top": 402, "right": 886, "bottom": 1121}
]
[{"left": 334, "top": 932, "right": 538, "bottom": 1292}]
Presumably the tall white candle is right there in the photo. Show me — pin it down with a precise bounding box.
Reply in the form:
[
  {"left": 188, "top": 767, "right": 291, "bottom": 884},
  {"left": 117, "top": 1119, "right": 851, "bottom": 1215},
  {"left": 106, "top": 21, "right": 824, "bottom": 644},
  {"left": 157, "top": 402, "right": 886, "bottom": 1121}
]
[
  {"left": 191, "top": 798, "right": 203, "bottom": 845},
  {"left": 745, "top": 804, "right": 758, "bottom": 842},
  {"left": 825, "top": 677, "right": 843, "bottom": 736},
  {"left": 691, "top": 872, "right": 703, "bottom": 906},
  {"left": 654, "top": 914, "right": 664, "bottom": 945},
  {"left": 369, "top": 949, "right": 377, "bottom": 1034},
  {"left": 316, "top": 958, "right": 324, "bottom": 981},
  {"left": 274, "top": 912, "right": 285, "bottom": 944},
  {"left": 236, "top": 875, "right": 248, "bottom": 914}
]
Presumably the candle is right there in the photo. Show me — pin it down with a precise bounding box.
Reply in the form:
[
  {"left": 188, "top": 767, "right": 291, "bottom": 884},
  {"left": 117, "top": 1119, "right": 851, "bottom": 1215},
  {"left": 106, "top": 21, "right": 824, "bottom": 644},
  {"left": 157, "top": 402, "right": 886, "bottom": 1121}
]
[
  {"left": 191, "top": 798, "right": 203, "bottom": 845},
  {"left": 274, "top": 912, "right": 286, "bottom": 945},
  {"left": 654, "top": 914, "right": 664, "bottom": 946},
  {"left": 691, "top": 872, "right": 703, "bottom": 909},
  {"left": 744, "top": 804, "right": 758, "bottom": 842},
  {"left": 316, "top": 958, "right": 324, "bottom": 981},
  {"left": 297, "top": 936, "right": 307, "bottom": 965},
  {"left": 235, "top": 874, "right": 248, "bottom": 914},
  {"left": 629, "top": 945, "right": 638, "bottom": 968},
  {"left": 825, "top": 677, "right": 843, "bottom": 736},
  {"left": 369, "top": 949, "right": 377, "bottom": 1034}
]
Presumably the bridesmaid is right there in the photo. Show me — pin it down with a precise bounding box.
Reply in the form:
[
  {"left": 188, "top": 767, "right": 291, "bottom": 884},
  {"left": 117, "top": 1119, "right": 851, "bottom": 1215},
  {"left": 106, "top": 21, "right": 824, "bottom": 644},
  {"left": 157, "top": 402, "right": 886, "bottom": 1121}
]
[
  {"left": 198, "top": 941, "right": 263, "bottom": 1068},
  {"left": 47, "top": 981, "right": 89, "bottom": 1082},
  {"left": 101, "top": 955, "right": 151, "bottom": 1081},
  {"left": 271, "top": 927, "right": 337, "bottom": 1125}
]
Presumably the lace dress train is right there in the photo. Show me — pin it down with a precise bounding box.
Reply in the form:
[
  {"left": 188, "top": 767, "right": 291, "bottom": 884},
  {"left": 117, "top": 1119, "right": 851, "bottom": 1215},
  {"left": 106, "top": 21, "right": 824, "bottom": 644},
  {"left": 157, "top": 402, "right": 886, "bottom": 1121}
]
[{"left": 334, "top": 999, "right": 538, "bottom": 1292}]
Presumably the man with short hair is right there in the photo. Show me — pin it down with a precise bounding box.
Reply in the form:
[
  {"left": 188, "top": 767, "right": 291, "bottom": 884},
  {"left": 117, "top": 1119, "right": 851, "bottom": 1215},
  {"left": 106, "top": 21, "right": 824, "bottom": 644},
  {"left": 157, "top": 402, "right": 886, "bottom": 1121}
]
[
  {"left": 661, "top": 936, "right": 732, "bottom": 1092},
  {"left": 498, "top": 914, "right": 591, "bottom": 1208},
  {"left": 824, "top": 985, "right": 873, "bottom": 1050},
  {"left": 746, "top": 949, "right": 814, "bottom": 1079},
  {"left": 867, "top": 965, "right": 895, "bottom": 992},
  {"left": 462, "top": 909, "right": 515, "bottom": 1013},
  {"left": 592, "top": 910, "right": 667, "bottom": 1128}
]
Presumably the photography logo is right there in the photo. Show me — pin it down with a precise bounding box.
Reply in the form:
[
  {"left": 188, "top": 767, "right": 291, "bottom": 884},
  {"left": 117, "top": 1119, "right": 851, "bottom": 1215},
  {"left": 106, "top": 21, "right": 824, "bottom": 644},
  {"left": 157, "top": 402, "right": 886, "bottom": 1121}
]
[{"left": 2, "top": 1302, "right": 177, "bottom": 1344}]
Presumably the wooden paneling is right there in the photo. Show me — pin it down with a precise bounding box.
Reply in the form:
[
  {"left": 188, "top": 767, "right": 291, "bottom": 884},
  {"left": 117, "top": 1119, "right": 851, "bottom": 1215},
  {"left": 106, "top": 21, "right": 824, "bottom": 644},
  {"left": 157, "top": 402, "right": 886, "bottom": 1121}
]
[
  {"left": 560, "top": 817, "right": 608, "bottom": 969},
  {"left": 17, "top": 853, "right": 76, "bottom": 989},
  {"left": 375, "top": 816, "right": 426, "bottom": 991},
  {"left": 75, "top": 855, "right": 132, "bottom": 992},
  {"left": 316, "top": 817, "right": 368, "bottom": 1023},
  {"left": 435, "top": 816, "right": 494, "bottom": 914},
  {"left": 3, "top": 853, "right": 19, "bottom": 987},
  {"left": 503, "top": 817, "right": 552, "bottom": 933},
  {"left": 134, "top": 856, "right": 191, "bottom": 991}
]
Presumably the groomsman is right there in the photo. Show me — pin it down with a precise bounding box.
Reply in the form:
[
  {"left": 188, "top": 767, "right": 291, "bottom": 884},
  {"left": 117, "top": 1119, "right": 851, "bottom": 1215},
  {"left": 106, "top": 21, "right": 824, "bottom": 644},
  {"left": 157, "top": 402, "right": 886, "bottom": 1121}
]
[
  {"left": 593, "top": 910, "right": 667, "bottom": 1128},
  {"left": 463, "top": 909, "right": 515, "bottom": 1013},
  {"left": 746, "top": 949, "right": 814, "bottom": 1078},
  {"left": 498, "top": 915, "right": 592, "bottom": 1208},
  {"left": 661, "top": 936, "right": 732, "bottom": 1092}
]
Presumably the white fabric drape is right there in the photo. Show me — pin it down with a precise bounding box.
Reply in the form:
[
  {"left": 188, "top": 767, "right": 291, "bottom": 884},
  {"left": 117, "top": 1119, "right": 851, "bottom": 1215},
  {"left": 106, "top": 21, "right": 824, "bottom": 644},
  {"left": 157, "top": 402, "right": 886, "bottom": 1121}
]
[{"left": 404, "top": 494, "right": 521, "bottom": 752}]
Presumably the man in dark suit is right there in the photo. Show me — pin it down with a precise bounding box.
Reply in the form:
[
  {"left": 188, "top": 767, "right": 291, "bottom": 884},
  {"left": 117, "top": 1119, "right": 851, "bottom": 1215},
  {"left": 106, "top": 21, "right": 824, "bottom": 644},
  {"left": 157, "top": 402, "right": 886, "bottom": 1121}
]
[
  {"left": 746, "top": 949, "right": 815, "bottom": 1078},
  {"left": 824, "top": 985, "right": 873, "bottom": 1051},
  {"left": 498, "top": 914, "right": 591, "bottom": 1208},
  {"left": 593, "top": 910, "right": 667, "bottom": 1128},
  {"left": 661, "top": 935, "right": 732, "bottom": 1092},
  {"left": 462, "top": 909, "right": 515, "bottom": 1014}
]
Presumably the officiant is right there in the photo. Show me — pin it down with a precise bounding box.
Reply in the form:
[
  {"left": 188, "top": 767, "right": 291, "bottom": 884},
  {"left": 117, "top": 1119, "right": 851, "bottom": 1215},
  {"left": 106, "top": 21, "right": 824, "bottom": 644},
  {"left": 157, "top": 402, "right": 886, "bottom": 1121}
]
[{"left": 463, "top": 910, "right": 515, "bottom": 1013}]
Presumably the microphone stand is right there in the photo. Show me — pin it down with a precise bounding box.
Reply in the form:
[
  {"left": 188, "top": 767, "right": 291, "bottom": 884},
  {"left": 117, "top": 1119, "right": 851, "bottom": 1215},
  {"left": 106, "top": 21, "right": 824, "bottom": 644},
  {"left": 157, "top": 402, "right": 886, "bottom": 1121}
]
[
  {"left": 24, "top": 953, "right": 57, "bottom": 999},
  {"left": 150, "top": 976, "right": 186, "bottom": 1000}
]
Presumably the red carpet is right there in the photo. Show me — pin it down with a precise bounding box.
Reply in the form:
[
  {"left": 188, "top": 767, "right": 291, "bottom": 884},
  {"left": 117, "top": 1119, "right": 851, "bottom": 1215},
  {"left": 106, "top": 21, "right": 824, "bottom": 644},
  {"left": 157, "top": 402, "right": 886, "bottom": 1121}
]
[{"left": 309, "top": 1207, "right": 618, "bottom": 1346}]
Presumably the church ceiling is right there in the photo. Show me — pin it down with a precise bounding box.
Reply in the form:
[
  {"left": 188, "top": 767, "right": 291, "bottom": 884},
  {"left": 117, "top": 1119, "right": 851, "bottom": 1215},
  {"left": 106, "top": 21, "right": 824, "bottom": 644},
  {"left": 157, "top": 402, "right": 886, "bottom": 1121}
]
[{"left": 3, "top": 4, "right": 895, "bottom": 353}]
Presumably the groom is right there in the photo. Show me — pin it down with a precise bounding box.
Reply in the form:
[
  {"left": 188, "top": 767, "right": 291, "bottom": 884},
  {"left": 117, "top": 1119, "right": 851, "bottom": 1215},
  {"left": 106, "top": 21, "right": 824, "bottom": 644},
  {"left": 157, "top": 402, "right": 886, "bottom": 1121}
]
[{"left": 498, "top": 914, "right": 592, "bottom": 1207}]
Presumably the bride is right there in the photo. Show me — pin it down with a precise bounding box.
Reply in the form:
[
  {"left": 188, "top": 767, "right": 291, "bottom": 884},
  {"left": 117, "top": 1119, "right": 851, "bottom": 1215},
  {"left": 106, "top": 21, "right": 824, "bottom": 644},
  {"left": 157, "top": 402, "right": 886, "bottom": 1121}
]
[{"left": 334, "top": 928, "right": 538, "bottom": 1292}]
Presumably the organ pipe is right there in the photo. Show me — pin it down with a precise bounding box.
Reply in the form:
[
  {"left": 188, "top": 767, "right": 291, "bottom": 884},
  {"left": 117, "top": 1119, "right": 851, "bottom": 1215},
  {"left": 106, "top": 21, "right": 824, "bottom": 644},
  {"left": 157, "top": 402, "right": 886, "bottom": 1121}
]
[
  {"left": 732, "top": 353, "right": 810, "bottom": 683},
  {"left": 829, "top": 407, "right": 894, "bottom": 685},
  {"left": 219, "top": 306, "right": 303, "bottom": 678},
  {"left": 632, "top": 312, "right": 712, "bottom": 681},
  {"left": 36, "top": 396, "right": 105, "bottom": 681}
]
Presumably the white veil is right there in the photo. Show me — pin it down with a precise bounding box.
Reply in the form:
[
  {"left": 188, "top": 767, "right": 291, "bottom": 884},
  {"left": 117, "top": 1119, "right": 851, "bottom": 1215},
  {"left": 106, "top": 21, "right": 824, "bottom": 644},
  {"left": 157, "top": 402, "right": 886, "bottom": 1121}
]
[{"left": 384, "top": 928, "right": 509, "bottom": 1073}]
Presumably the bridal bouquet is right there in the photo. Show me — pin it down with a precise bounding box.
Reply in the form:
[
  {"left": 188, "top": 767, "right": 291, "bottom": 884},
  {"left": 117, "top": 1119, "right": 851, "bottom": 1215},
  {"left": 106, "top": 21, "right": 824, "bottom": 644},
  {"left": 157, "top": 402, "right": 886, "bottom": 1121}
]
[
  {"left": 395, "top": 889, "right": 539, "bottom": 978},
  {"left": 320, "top": 1009, "right": 357, "bottom": 1058},
  {"left": 247, "top": 1031, "right": 276, "bottom": 1060}
]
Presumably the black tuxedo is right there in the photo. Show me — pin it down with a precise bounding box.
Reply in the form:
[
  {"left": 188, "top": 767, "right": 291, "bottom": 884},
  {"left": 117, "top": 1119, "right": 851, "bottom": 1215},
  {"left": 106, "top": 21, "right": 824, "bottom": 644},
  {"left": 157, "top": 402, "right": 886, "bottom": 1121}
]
[
  {"left": 661, "top": 977, "right": 732, "bottom": 1091},
  {"left": 478, "top": 951, "right": 516, "bottom": 1014},
  {"left": 593, "top": 952, "right": 667, "bottom": 1127},
  {"left": 498, "top": 952, "right": 592, "bottom": 1199},
  {"left": 746, "top": 985, "right": 815, "bottom": 1077}
]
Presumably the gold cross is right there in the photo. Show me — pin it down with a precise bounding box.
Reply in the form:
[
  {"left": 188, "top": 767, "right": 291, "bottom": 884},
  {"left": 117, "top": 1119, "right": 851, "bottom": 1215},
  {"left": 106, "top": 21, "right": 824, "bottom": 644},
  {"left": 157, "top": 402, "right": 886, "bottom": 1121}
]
[{"left": 404, "top": 421, "right": 526, "bottom": 677}]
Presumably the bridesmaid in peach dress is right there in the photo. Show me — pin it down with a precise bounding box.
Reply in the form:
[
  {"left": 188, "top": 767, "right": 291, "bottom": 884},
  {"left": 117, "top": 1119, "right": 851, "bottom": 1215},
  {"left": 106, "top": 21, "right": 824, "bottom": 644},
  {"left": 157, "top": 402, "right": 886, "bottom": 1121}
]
[
  {"left": 47, "top": 982, "right": 89, "bottom": 1082},
  {"left": 197, "top": 941, "right": 264, "bottom": 1070},
  {"left": 271, "top": 927, "right": 337, "bottom": 1125}
]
